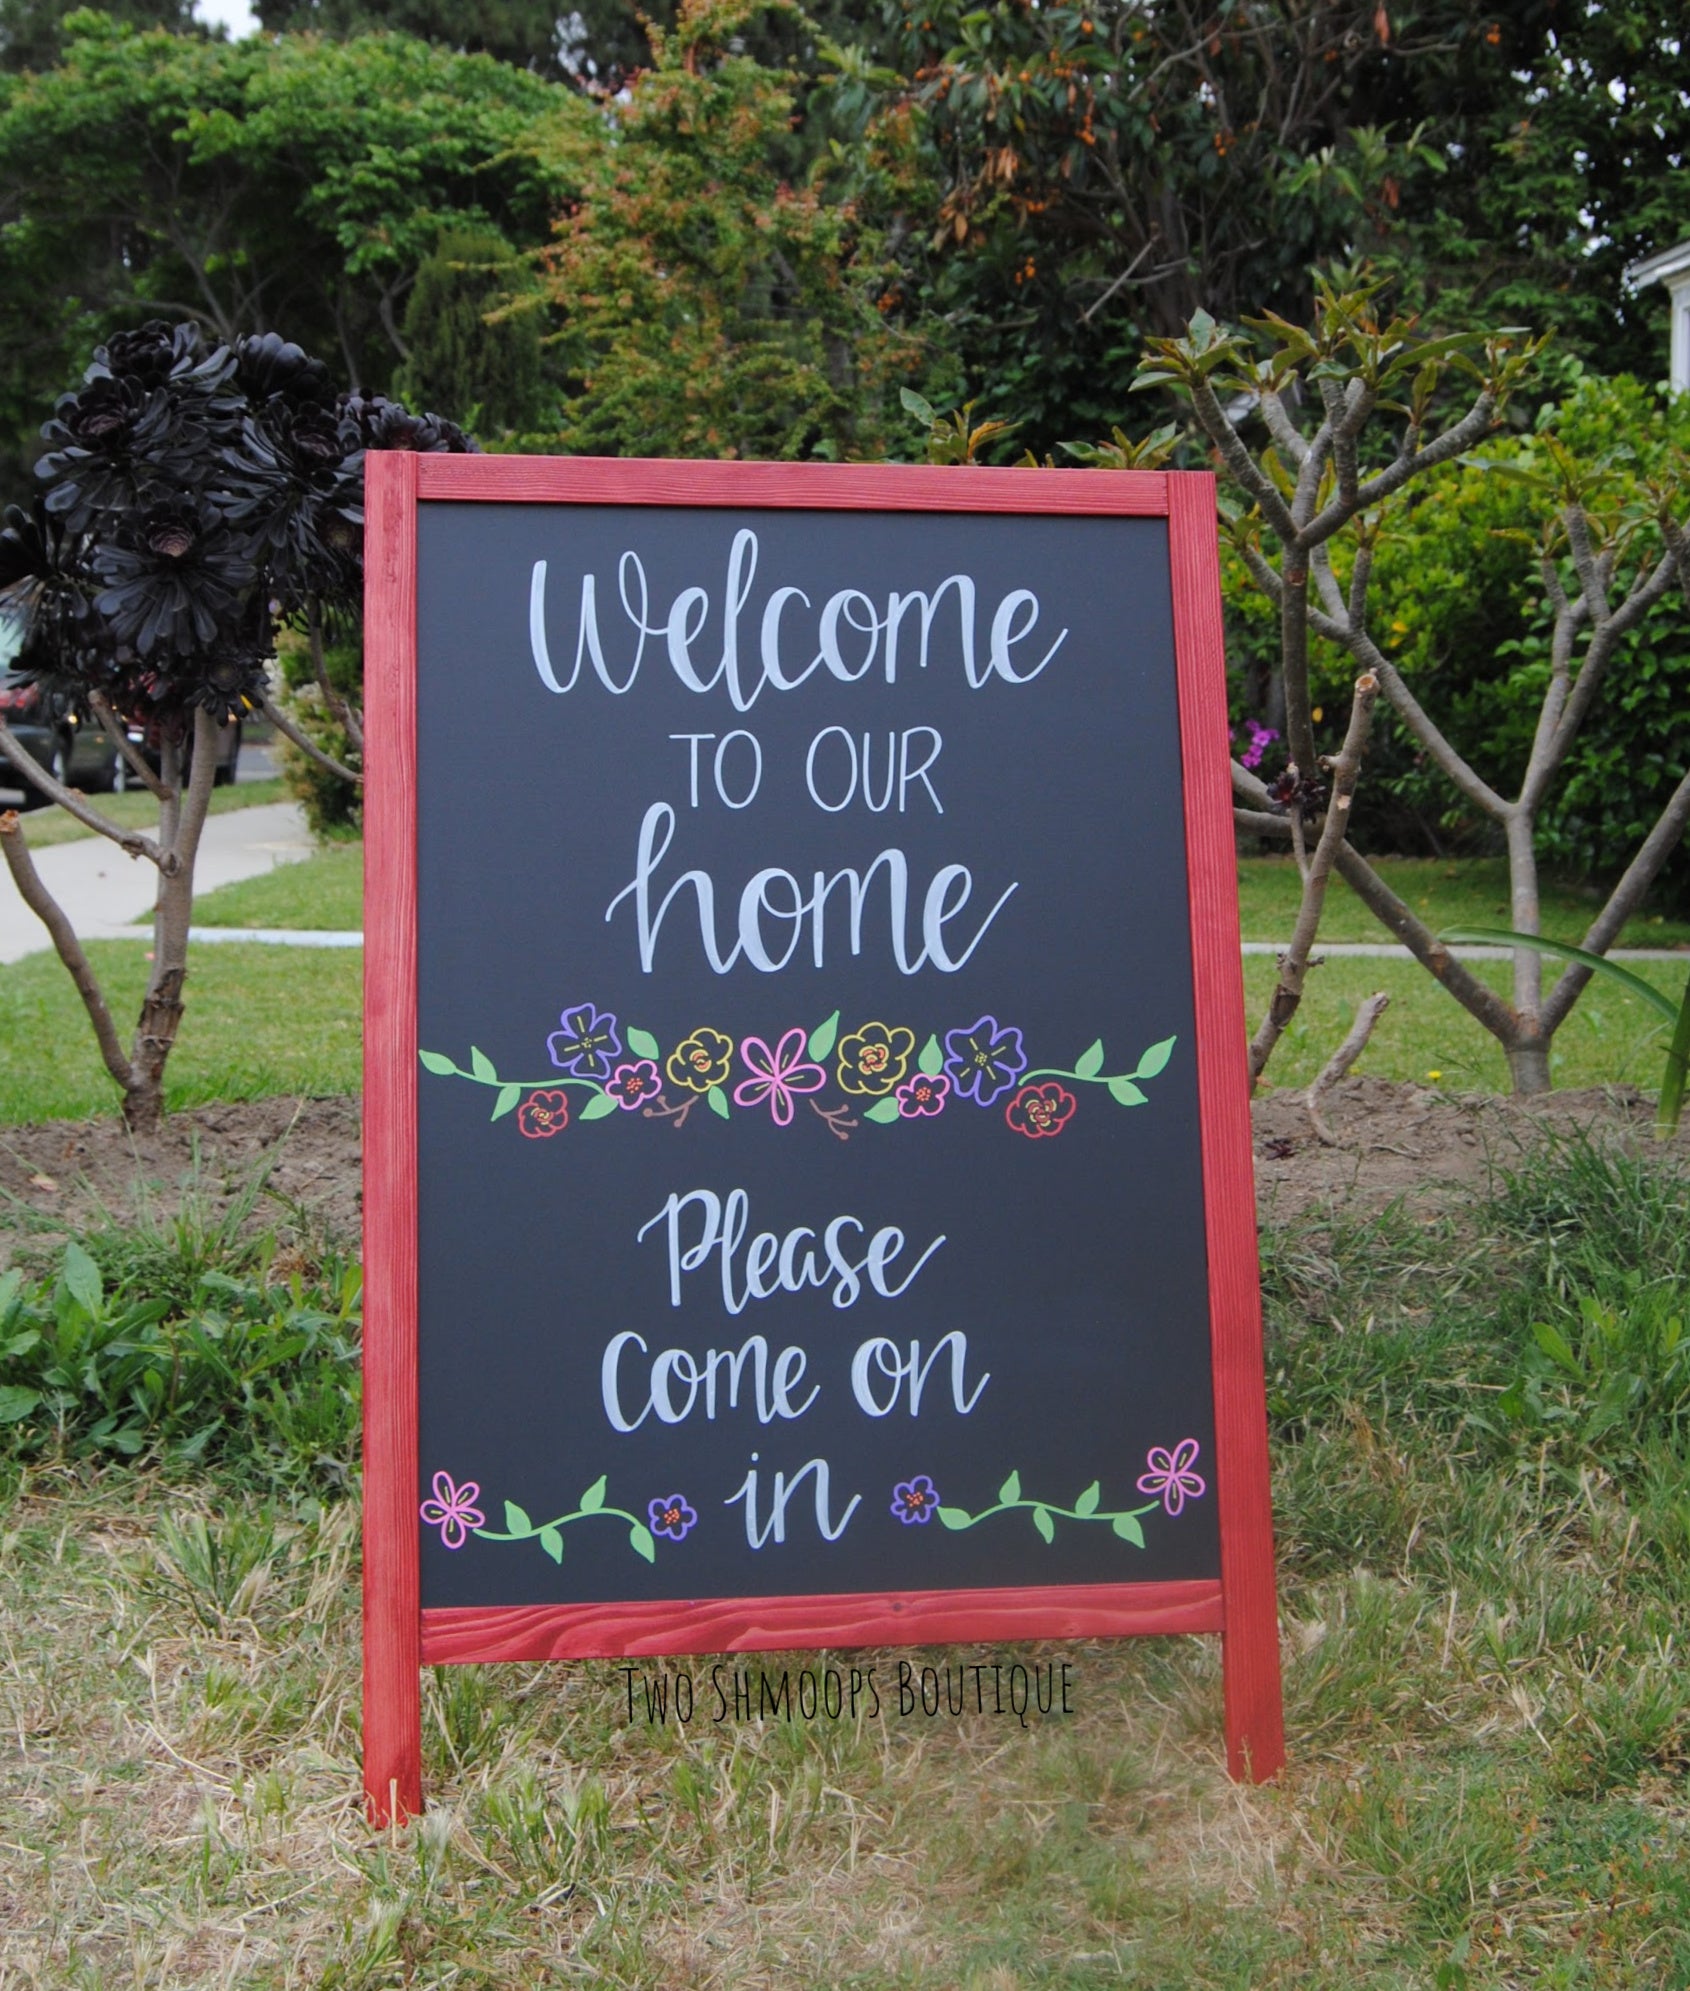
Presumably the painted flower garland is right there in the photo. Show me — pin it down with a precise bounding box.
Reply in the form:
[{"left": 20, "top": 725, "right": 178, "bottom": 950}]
[
  {"left": 420, "top": 1007, "right": 1177, "bottom": 1143},
  {"left": 421, "top": 1444, "right": 1206, "bottom": 1567}
]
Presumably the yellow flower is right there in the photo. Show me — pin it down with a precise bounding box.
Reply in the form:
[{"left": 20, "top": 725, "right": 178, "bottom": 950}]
[
  {"left": 1426, "top": 1069, "right": 1443, "bottom": 1082},
  {"left": 837, "top": 1021, "right": 915, "bottom": 1097},
  {"left": 666, "top": 1028, "right": 733, "bottom": 1093}
]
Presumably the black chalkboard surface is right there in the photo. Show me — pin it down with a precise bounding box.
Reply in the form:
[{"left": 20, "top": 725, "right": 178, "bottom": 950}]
[
  {"left": 413, "top": 500, "right": 1215, "bottom": 1602},
  {"left": 361, "top": 456, "right": 1282, "bottom": 1822}
]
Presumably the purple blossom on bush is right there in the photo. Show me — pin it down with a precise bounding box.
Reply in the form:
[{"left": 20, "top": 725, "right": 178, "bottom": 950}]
[{"left": 1238, "top": 721, "right": 1279, "bottom": 771}]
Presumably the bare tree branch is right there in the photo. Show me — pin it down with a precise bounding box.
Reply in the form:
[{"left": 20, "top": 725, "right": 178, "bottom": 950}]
[
  {"left": 1307, "top": 990, "right": 1390, "bottom": 1146},
  {"left": 88, "top": 690, "right": 171, "bottom": 802},
  {"left": 0, "top": 812, "right": 133, "bottom": 1092},
  {"left": 0, "top": 717, "right": 169, "bottom": 867},
  {"left": 1249, "top": 673, "right": 1378, "bottom": 1079},
  {"left": 259, "top": 692, "right": 363, "bottom": 786}
]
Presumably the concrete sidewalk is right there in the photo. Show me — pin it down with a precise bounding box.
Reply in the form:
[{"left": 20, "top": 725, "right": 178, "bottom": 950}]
[{"left": 0, "top": 801, "right": 314, "bottom": 964}]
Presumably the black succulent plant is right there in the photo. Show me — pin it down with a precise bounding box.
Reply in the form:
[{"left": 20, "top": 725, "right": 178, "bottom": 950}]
[{"left": 1, "top": 317, "right": 475, "bottom": 737}]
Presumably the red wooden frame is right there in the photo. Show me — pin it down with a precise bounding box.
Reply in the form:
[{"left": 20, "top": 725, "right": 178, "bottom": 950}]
[{"left": 363, "top": 454, "right": 1283, "bottom": 1823}]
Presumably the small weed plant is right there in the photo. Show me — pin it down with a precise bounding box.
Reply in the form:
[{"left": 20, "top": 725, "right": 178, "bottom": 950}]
[{"left": 0, "top": 1194, "right": 360, "bottom": 1487}]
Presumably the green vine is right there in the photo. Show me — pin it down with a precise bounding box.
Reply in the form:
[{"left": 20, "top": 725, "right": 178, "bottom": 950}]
[
  {"left": 937, "top": 1470, "right": 1158, "bottom": 1546},
  {"left": 472, "top": 1475, "right": 656, "bottom": 1565}
]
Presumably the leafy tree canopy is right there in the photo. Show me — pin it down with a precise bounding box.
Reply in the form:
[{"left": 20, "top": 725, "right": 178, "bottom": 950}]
[
  {"left": 0, "top": 16, "right": 588, "bottom": 496},
  {"left": 0, "top": 0, "right": 196, "bottom": 73},
  {"left": 541, "top": 0, "right": 936, "bottom": 462}
]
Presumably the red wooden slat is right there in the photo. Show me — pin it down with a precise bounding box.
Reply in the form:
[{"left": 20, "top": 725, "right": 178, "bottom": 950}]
[
  {"left": 1168, "top": 472, "right": 1285, "bottom": 1783},
  {"left": 421, "top": 1581, "right": 1225, "bottom": 1664},
  {"left": 416, "top": 453, "right": 1169, "bottom": 515},
  {"left": 362, "top": 450, "right": 423, "bottom": 1827}
]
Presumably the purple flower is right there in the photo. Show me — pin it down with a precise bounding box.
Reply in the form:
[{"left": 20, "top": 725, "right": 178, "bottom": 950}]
[
  {"left": 895, "top": 1071, "right": 950, "bottom": 1118},
  {"left": 732, "top": 1028, "right": 826, "bottom": 1126},
  {"left": 943, "top": 1016, "right": 1027, "bottom": 1107},
  {"left": 419, "top": 1471, "right": 484, "bottom": 1550},
  {"left": 1239, "top": 721, "right": 1279, "bottom": 772},
  {"left": 606, "top": 1059, "right": 661, "bottom": 1109},
  {"left": 891, "top": 1475, "right": 940, "bottom": 1525},
  {"left": 548, "top": 1002, "right": 621, "bottom": 1080},
  {"left": 648, "top": 1494, "right": 697, "bottom": 1541},
  {"left": 1136, "top": 1439, "right": 1207, "bottom": 1516}
]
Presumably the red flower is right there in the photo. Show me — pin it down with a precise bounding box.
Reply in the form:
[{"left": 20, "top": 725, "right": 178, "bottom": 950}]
[
  {"left": 517, "top": 1089, "right": 570, "bottom": 1138},
  {"left": 1005, "top": 1082, "right": 1076, "bottom": 1140}
]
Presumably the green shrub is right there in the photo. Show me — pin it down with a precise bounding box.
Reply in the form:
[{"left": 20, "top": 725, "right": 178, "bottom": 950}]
[
  {"left": 0, "top": 1237, "right": 362, "bottom": 1488},
  {"left": 1229, "top": 368, "right": 1690, "bottom": 903},
  {"left": 273, "top": 625, "right": 362, "bottom": 838}
]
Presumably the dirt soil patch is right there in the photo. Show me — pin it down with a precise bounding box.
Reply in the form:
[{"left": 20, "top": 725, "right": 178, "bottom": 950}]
[
  {"left": 0, "top": 1081, "right": 1682, "bottom": 1262},
  {"left": 0, "top": 1095, "right": 361, "bottom": 1266}
]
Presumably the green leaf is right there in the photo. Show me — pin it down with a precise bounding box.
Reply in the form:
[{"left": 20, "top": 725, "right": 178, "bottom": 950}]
[
  {"left": 470, "top": 1046, "right": 497, "bottom": 1082},
  {"left": 936, "top": 1506, "right": 971, "bottom": 1530},
  {"left": 808, "top": 1009, "right": 840, "bottom": 1061},
  {"left": 62, "top": 1242, "right": 101, "bottom": 1317},
  {"left": 1658, "top": 974, "right": 1690, "bottom": 1138},
  {"left": 580, "top": 1089, "right": 619, "bottom": 1121},
  {"left": 1438, "top": 929, "right": 1679, "bottom": 1023},
  {"left": 0, "top": 1385, "right": 41, "bottom": 1424},
  {"left": 539, "top": 1526, "right": 564, "bottom": 1564},
  {"left": 863, "top": 1096, "right": 901, "bottom": 1124},
  {"left": 998, "top": 1470, "right": 1021, "bottom": 1506},
  {"left": 627, "top": 1026, "right": 661, "bottom": 1061},
  {"left": 1532, "top": 1321, "right": 1579, "bottom": 1374},
  {"left": 491, "top": 1084, "right": 522, "bottom": 1121},
  {"left": 418, "top": 1049, "right": 458, "bottom": 1076},
  {"left": 707, "top": 1084, "right": 731, "bottom": 1120},
  {"left": 503, "top": 1501, "right": 533, "bottom": 1538},
  {"left": 629, "top": 1523, "right": 656, "bottom": 1564},
  {"left": 1075, "top": 1040, "right": 1105, "bottom": 1080},
  {"left": 1075, "top": 1480, "right": 1101, "bottom": 1517},
  {"left": 918, "top": 1033, "right": 943, "bottom": 1076},
  {"left": 900, "top": 386, "right": 937, "bottom": 425},
  {"left": 580, "top": 1474, "right": 607, "bottom": 1513},
  {"left": 1135, "top": 1035, "right": 1177, "bottom": 1079},
  {"left": 1108, "top": 1077, "right": 1148, "bottom": 1107},
  {"left": 1112, "top": 1512, "right": 1145, "bottom": 1546},
  {"left": 1032, "top": 1505, "right": 1055, "bottom": 1544}
]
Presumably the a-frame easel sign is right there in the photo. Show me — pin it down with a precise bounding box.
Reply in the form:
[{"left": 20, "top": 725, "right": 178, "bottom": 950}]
[{"left": 361, "top": 454, "right": 1283, "bottom": 1824}]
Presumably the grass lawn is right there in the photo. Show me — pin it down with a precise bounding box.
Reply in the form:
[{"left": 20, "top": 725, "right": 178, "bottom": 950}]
[
  {"left": 1239, "top": 852, "right": 1690, "bottom": 949},
  {"left": 0, "top": 852, "right": 1681, "bottom": 1122},
  {"left": 182, "top": 845, "right": 1690, "bottom": 952},
  {"left": 0, "top": 941, "right": 361, "bottom": 1123},
  {"left": 189, "top": 838, "right": 363, "bottom": 929},
  {"left": 8, "top": 776, "right": 289, "bottom": 850},
  {"left": 2, "top": 1140, "right": 1687, "bottom": 1985}
]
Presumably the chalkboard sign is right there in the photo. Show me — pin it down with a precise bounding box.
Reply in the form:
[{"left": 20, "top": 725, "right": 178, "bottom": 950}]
[{"left": 362, "top": 457, "right": 1281, "bottom": 1823}]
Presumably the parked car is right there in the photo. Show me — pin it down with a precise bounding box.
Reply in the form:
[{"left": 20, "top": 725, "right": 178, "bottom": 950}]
[
  {"left": 126, "top": 713, "right": 243, "bottom": 788},
  {"left": 0, "top": 670, "right": 127, "bottom": 805}
]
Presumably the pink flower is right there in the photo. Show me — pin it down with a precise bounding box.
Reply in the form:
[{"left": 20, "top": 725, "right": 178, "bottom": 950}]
[
  {"left": 732, "top": 1028, "right": 826, "bottom": 1126},
  {"left": 1136, "top": 1439, "right": 1206, "bottom": 1516},
  {"left": 419, "top": 1471, "right": 485, "bottom": 1549}
]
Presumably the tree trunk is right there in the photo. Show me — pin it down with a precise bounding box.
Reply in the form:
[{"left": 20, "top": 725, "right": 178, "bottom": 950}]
[{"left": 1506, "top": 1033, "right": 1553, "bottom": 1096}]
